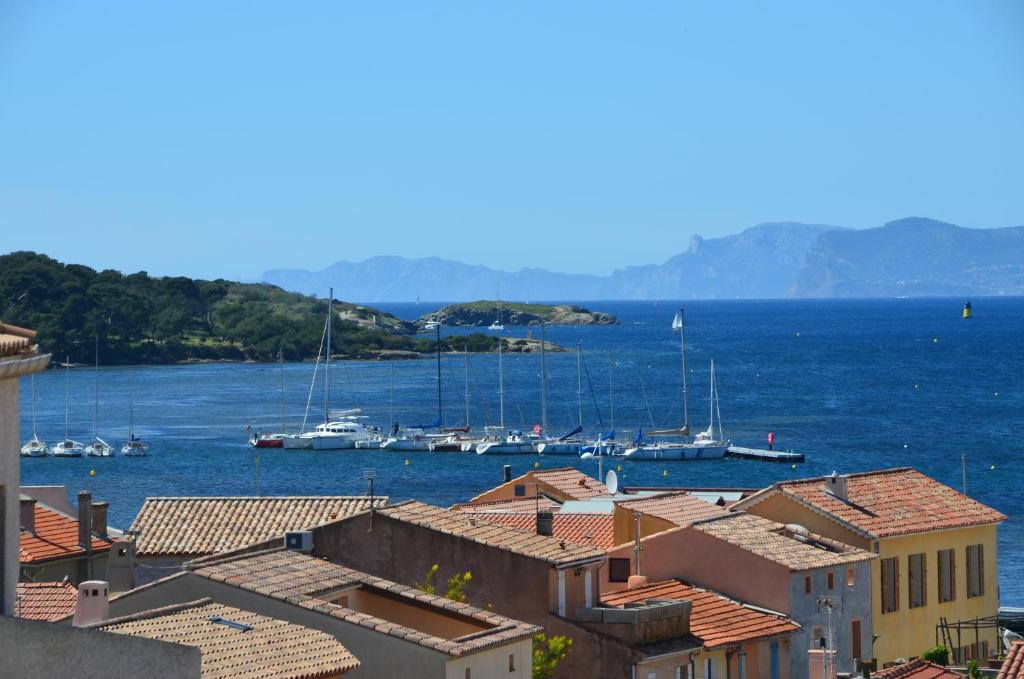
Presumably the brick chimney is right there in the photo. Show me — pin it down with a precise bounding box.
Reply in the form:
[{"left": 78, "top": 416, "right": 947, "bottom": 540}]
[
  {"left": 20, "top": 497, "right": 36, "bottom": 534},
  {"left": 78, "top": 491, "right": 93, "bottom": 552},
  {"left": 91, "top": 501, "right": 108, "bottom": 540}
]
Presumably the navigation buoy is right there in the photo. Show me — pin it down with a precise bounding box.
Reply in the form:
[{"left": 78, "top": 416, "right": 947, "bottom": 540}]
[
  {"left": 405, "top": 459, "right": 410, "bottom": 466},
  {"left": 914, "top": 384, "right": 919, "bottom": 389},
  {"left": 89, "top": 469, "right": 96, "bottom": 477},
  {"left": 795, "top": 332, "right": 800, "bottom": 337},
  {"left": 963, "top": 301, "right": 972, "bottom": 319},
  {"left": 990, "top": 465, "right": 996, "bottom": 470},
  {"left": 903, "top": 444, "right": 909, "bottom": 449},
  {"left": 534, "top": 462, "right": 540, "bottom": 469},
  {"left": 663, "top": 469, "right": 668, "bottom": 477},
  {"left": 617, "top": 465, "right": 622, "bottom": 472},
  {"left": 791, "top": 464, "right": 797, "bottom": 469},
  {"left": 994, "top": 391, "right": 999, "bottom": 396},
  {"left": 933, "top": 338, "right": 939, "bottom": 343}
]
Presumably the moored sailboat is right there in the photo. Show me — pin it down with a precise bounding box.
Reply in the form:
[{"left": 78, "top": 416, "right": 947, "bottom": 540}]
[
  {"left": 121, "top": 371, "right": 149, "bottom": 456},
  {"left": 85, "top": 337, "right": 113, "bottom": 457},
  {"left": 52, "top": 357, "right": 84, "bottom": 457},
  {"left": 21, "top": 374, "right": 48, "bottom": 457}
]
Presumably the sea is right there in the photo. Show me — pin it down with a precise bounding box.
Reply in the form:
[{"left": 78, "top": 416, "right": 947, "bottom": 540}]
[{"left": 17, "top": 298, "right": 1024, "bottom": 604}]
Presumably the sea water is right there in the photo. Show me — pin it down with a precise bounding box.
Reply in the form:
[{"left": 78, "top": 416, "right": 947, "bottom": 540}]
[{"left": 19, "top": 298, "right": 1024, "bottom": 603}]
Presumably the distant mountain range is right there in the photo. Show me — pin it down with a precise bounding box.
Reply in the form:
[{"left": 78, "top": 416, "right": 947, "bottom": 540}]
[{"left": 262, "top": 218, "right": 1024, "bottom": 301}]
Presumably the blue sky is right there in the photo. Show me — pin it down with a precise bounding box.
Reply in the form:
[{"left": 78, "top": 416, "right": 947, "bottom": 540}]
[{"left": 2, "top": 1, "right": 1022, "bottom": 279}]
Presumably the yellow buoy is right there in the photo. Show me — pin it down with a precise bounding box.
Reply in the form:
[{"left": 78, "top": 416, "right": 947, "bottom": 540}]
[
  {"left": 405, "top": 459, "right": 410, "bottom": 466},
  {"left": 663, "top": 469, "right": 668, "bottom": 477},
  {"left": 990, "top": 465, "right": 995, "bottom": 470},
  {"left": 534, "top": 462, "right": 540, "bottom": 468},
  {"left": 89, "top": 469, "right": 96, "bottom": 477},
  {"left": 963, "top": 302, "right": 972, "bottom": 319},
  {"left": 617, "top": 465, "right": 622, "bottom": 472}
]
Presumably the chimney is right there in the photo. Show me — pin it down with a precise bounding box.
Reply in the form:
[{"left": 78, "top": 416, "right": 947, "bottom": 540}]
[
  {"left": 627, "top": 574, "right": 649, "bottom": 589},
  {"left": 503, "top": 465, "right": 512, "bottom": 483},
  {"left": 536, "top": 510, "right": 554, "bottom": 536},
  {"left": 91, "top": 501, "right": 108, "bottom": 539},
  {"left": 826, "top": 471, "right": 848, "bottom": 502},
  {"left": 20, "top": 497, "right": 36, "bottom": 534},
  {"left": 72, "top": 580, "right": 109, "bottom": 627},
  {"left": 78, "top": 491, "right": 93, "bottom": 551}
]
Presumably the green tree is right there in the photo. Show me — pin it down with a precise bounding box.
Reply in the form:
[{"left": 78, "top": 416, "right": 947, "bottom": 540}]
[
  {"left": 532, "top": 633, "right": 572, "bottom": 679},
  {"left": 922, "top": 646, "right": 949, "bottom": 666},
  {"left": 966, "top": 660, "right": 981, "bottom": 679},
  {"left": 416, "top": 564, "right": 473, "bottom": 603}
]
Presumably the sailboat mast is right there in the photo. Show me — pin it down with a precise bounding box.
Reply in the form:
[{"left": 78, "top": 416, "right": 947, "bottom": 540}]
[
  {"left": 324, "top": 288, "right": 332, "bottom": 425},
  {"left": 539, "top": 321, "right": 548, "bottom": 435},
  {"left": 607, "top": 350, "right": 614, "bottom": 431},
  {"left": 713, "top": 359, "right": 724, "bottom": 441},
  {"left": 389, "top": 362, "right": 395, "bottom": 427},
  {"left": 498, "top": 339, "right": 505, "bottom": 429},
  {"left": 64, "top": 355, "right": 70, "bottom": 440},
  {"left": 435, "top": 322, "right": 442, "bottom": 427},
  {"left": 31, "top": 374, "right": 38, "bottom": 438},
  {"left": 279, "top": 348, "right": 286, "bottom": 433},
  {"left": 93, "top": 336, "right": 99, "bottom": 440},
  {"left": 576, "top": 341, "right": 583, "bottom": 432},
  {"left": 464, "top": 345, "right": 470, "bottom": 429},
  {"left": 679, "top": 309, "right": 689, "bottom": 435},
  {"left": 128, "top": 372, "right": 134, "bottom": 438},
  {"left": 708, "top": 359, "right": 715, "bottom": 432}
]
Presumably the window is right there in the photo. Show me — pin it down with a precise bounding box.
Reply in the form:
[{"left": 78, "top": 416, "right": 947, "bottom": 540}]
[
  {"left": 827, "top": 572, "right": 835, "bottom": 590},
  {"left": 738, "top": 651, "right": 747, "bottom": 679},
  {"left": 609, "top": 558, "right": 631, "bottom": 583},
  {"left": 706, "top": 658, "right": 714, "bottom": 679},
  {"left": 804, "top": 575, "right": 812, "bottom": 594},
  {"left": 508, "top": 654, "right": 515, "bottom": 672},
  {"left": 881, "top": 557, "right": 900, "bottom": 613},
  {"left": 851, "top": 620, "right": 862, "bottom": 662},
  {"left": 847, "top": 568, "right": 855, "bottom": 587},
  {"left": 966, "top": 544, "right": 984, "bottom": 598},
  {"left": 647, "top": 673, "right": 657, "bottom": 679},
  {"left": 675, "top": 667, "right": 682, "bottom": 679},
  {"left": 465, "top": 669, "right": 471, "bottom": 679},
  {"left": 513, "top": 484, "right": 525, "bottom": 497},
  {"left": 812, "top": 627, "right": 825, "bottom": 649},
  {"left": 908, "top": 553, "right": 927, "bottom": 608},
  {"left": 938, "top": 549, "right": 956, "bottom": 603},
  {"left": 770, "top": 641, "right": 779, "bottom": 679},
  {"left": 689, "top": 658, "right": 695, "bottom": 679}
]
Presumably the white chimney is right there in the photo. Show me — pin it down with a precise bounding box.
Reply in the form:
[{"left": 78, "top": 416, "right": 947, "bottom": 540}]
[
  {"left": 826, "top": 471, "right": 848, "bottom": 502},
  {"left": 72, "top": 580, "right": 110, "bottom": 627}
]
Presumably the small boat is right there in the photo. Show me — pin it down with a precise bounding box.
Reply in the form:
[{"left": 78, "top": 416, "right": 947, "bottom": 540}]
[
  {"left": 52, "top": 357, "right": 84, "bottom": 457},
  {"left": 963, "top": 301, "right": 972, "bottom": 319},
  {"left": 488, "top": 296, "right": 504, "bottom": 331},
  {"left": 536, "top": 426, "right": 584, "bottom": 455},
  {"left": 476, "top": 429, "right": 542, "bottom": 455},
  {"left": 250, "top": 431, "right": 286, "bottom": 448},
  {"left": 85, "top": 337, "right": 114, "bottom": 457},
  {"left": 21, "top": 374, "right": 48, "bottom": 457},
  {"left": 310, "top": 417, "right": 377, "bottom": 450},
  {"left": 122, "top": 375, "right": 150, "bottom": 457}
]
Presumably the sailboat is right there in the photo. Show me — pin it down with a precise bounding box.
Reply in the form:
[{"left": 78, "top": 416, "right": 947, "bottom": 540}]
[
  {"left": 52, "top": 357, "right": 84, "bottom": 457},
  {"left": 488, "top": 296, "right": 504, "bottom": 331},
  {"left": 249, "top": 349, "right": 288, "bottom": 448},
  {"left": 478, "top": 322, "right": 555, "bottom": 454},
  {"left": 621, "top": 310, "right": 729, "bottom": 460},
  {"left": 580, "top": 351, "right": 617, "bottom": 456},
  {"left": 384, "top": 319, "right": 445, "bottom": 451},
  {"left": 21, "top": 374, "right": 48, "bottom": 456},
  {"left": 85, "top": 337, "right": 113, "bottom": 457},
  {"left": 537, "top": 341, "right": 584, "bottom": 454},
  {"left": 121, "top": 372, "right": 149, "bottom": 456}
]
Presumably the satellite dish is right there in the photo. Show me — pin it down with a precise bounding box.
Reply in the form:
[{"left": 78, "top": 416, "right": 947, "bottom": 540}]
[{"left": 606, "top": 469, "right": 619, "bottom": 495}]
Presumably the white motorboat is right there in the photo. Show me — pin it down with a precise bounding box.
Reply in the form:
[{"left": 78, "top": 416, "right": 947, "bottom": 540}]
[
  {"left": 310, "top": 418, "right": 376, "bottom": 450},
  {"left": 53, "top": 357, "right": 84, "bottom": 457},
  {"left": 21, "top": 375, "right": 48, "bottom": 456}
]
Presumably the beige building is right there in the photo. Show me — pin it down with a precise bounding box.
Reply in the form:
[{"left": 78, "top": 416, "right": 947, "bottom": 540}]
[
  {"left": 97, "top": 547, "right": 541, "bottom": 678},
  {"left": 0, "top": 322, "right": 49, "bottom": 616},
  {"left": 733, "top": 468, "right": 1006, "bottom": 665}
]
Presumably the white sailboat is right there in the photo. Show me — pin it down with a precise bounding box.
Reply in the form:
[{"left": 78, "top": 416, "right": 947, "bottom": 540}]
[
  {"left": 488, "top": 297, "right": 504, "bottom": 331},
  {"left": 537, "top": 341, "right": 584, "bottom": 455},
  {"left": 121, "top": 371, "right": 149, "bottom": 456},
  {"left": 86, "top": 337, "right": 113, "bottom": 457},
  {"left": 621, "top": 310, "right": 729, "bottom": 460},
  {"left": 21, "top": 374, "right": 48, "bottom": 456},
  {"left": 52, "top": 357, "right": 84, "bottom": 457}
]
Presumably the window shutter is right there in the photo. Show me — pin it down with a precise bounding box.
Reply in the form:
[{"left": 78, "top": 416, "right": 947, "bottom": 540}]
[
  {"left": 881, "top": 560, "right": 889, "bottom": 613},
  {"left": 922, "top": 553, "right": 928, "bottom": 606},
  {"left": 978, "top": 544, "right": 984, "bottom": 596},
  {"left": 938, "top": 551, "right": 945, "bottom": 602},
  {"left": 951, "top": 550, "right": 956, "bottom": 601},
  {"left": 894, "top": 558, "right": 900, "bottom": 611}
]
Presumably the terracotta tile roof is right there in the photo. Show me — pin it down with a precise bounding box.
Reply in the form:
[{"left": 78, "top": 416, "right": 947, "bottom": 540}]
[
  {"left": 692, "top": 514, "right": 875, "bottom": 571},
  {"left": 602, "top": 579, "right": 799, "bottom": 649},
  {"left": 93, "top": 598, "right": 359, "bottom": 678},
  {"left": 768, "top": 468, "right": 1007, "bottom": 538},
  {"left": 874, "top": 658, "right": 964, "bottom": 679},
  {"left": 130, "top": 496, "right": 387, "bottom": 557},
  {"left": 999, "top": 641, "right": 1024, "bottom": 679},
  {"left": 16, "top": 580, "right": 78, "bottom": 621},
  {"left": 616, "top": 492, "right": 731, "bottom": 527},
  {"left": 451, "top": 496, "right": 562, "bottom": 513},
  {"left": 531, "top": 467, "right": 609, "bottom": 500},
  {"left": 190, "top": 549, "right": 541, "bottom": 657},
  {"left": 0, "top": 321, "right": 36, "bottom": 358},
  {"left": 20, "top": 503, "right": 113, "bottom": 564},
  {"left": 379, "top": 501, "right": 607, "bottom": 567},
  {"left": 461, "top": 512, "right": 616, "bottom": 550}
]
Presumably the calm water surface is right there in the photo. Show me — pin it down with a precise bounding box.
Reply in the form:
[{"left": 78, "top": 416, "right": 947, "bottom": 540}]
[{"left": 18, "top": 299, "right": 1024, "bottom": 603}]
